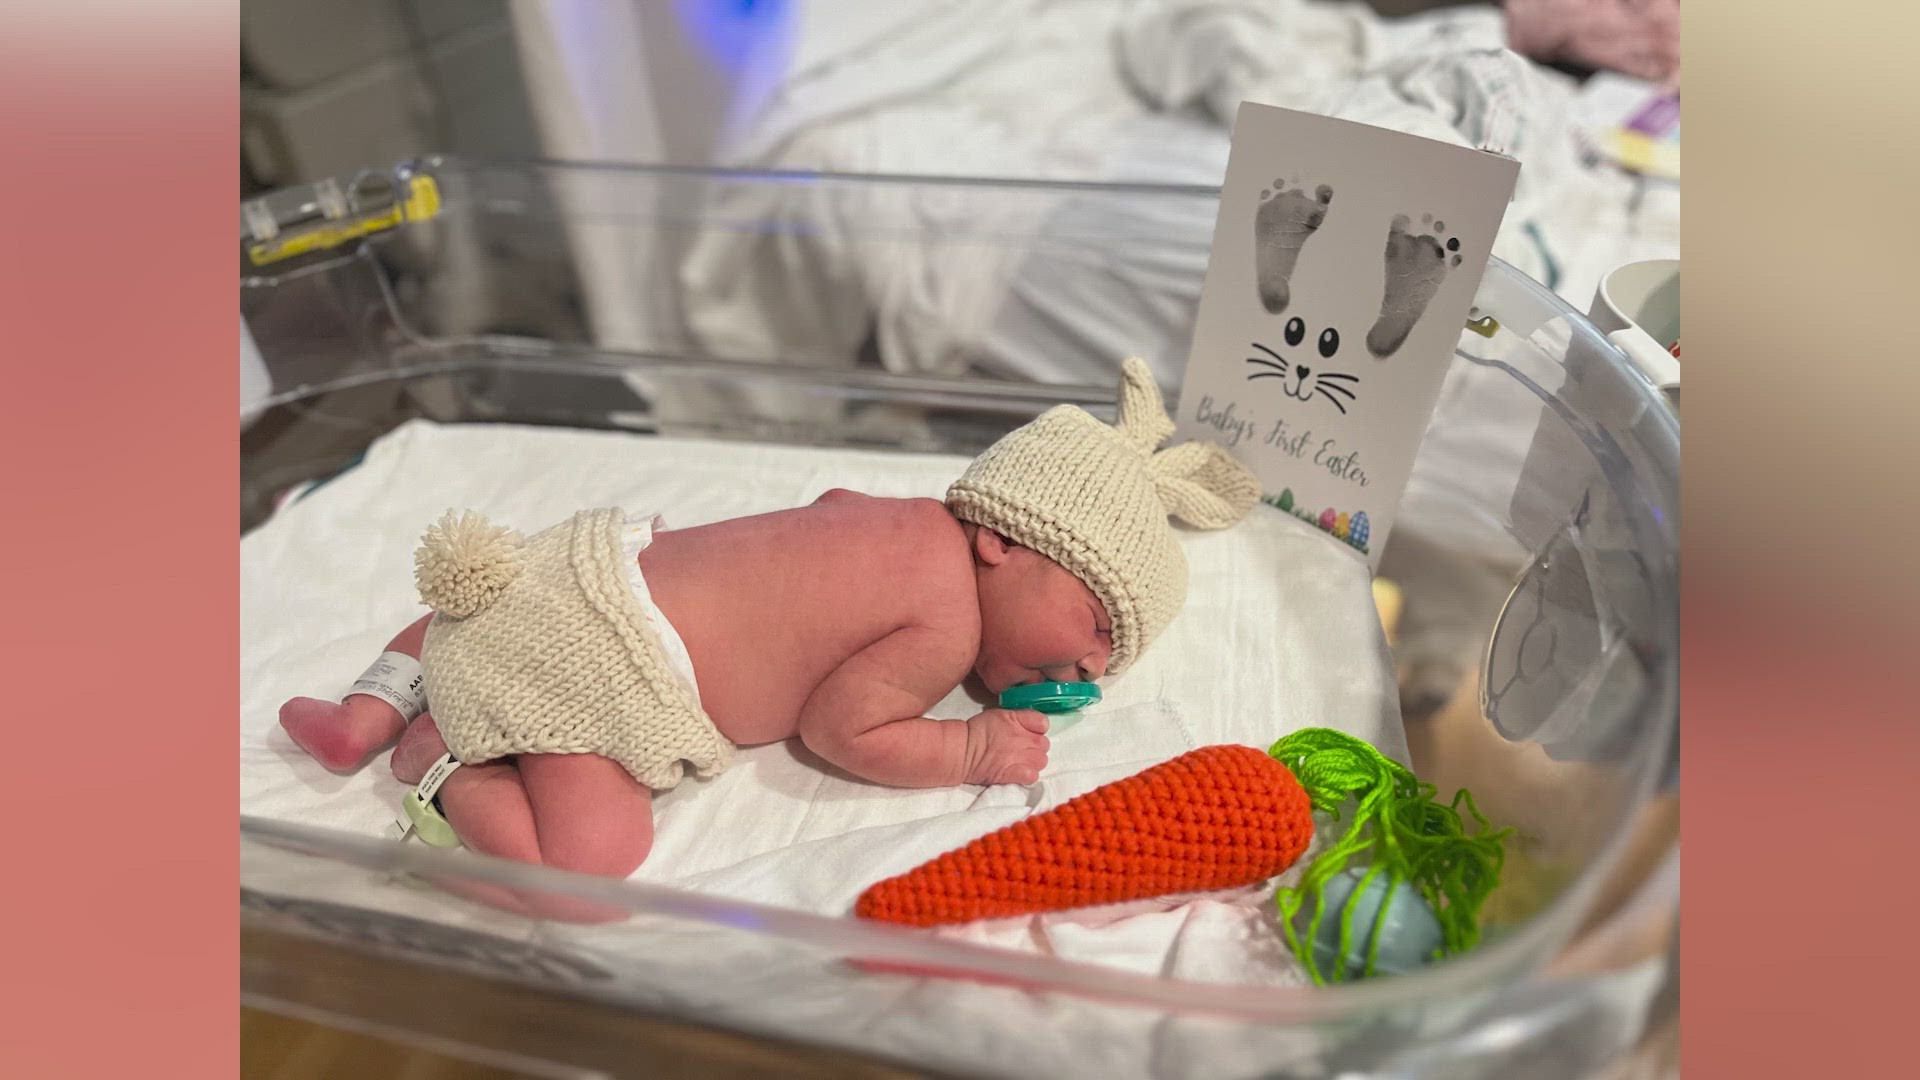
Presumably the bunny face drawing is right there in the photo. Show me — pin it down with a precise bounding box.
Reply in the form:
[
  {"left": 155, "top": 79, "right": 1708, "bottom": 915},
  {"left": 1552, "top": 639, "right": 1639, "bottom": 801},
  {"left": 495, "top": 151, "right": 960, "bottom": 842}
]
[{"left": 1245, "top": 317, "right": 1359, "bottom": 415}]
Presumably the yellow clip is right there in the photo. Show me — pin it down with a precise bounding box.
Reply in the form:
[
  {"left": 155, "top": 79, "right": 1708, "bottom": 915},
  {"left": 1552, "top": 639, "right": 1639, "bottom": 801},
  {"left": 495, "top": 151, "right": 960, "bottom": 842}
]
[
  {"left": 1465, "top": 314, "right": 1500, "bottom": 338},
  {"left": 1609, "top": 130, "right": 1680, "bottom": 180},
  {"left": 247, "top": 175, "right": 442, "bottom": 267}
]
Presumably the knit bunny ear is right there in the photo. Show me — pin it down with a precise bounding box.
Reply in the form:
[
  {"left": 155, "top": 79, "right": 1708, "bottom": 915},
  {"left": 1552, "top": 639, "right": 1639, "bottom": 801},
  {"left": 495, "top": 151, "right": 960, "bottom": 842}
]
[
  {"left": 1149, "top": 440, "right": 1261, "bottom": 529},
  {"left": 1114, "top": 357, "right": 1178, "bottom": 452},
  {"left": 1109, "top": 357, "right": 1260, "bottom": 528}
]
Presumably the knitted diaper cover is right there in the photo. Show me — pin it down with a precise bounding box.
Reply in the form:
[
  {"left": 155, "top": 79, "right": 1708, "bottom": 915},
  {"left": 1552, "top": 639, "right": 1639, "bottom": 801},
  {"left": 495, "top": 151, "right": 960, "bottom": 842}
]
[{"left": 414, "top": 506, "right": 734, "bottom": 790}]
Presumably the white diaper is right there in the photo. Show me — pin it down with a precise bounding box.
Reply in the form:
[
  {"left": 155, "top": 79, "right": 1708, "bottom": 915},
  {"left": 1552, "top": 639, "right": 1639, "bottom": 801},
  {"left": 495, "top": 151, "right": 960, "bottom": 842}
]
[{"left": 618, "top": 512, "right": 703, "bottom": 707}]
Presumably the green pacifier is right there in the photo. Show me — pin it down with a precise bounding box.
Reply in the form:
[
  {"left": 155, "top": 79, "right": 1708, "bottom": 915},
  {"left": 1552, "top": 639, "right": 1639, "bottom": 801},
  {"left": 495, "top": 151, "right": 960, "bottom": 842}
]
[{"left": 998, "top": 681, "right": 1102, "bottom": 715}]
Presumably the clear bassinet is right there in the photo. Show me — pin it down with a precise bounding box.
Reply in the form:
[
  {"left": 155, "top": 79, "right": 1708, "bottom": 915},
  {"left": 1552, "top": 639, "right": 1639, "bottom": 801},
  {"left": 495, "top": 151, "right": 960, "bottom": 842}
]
[{"left": 240, "top": 159, "right": 1678, "bottom": 1079}]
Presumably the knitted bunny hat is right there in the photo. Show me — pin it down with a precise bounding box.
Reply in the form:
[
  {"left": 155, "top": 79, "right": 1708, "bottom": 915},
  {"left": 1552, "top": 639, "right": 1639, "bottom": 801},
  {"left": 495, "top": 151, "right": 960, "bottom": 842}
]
[{"left": 946, "top": 358, "right": 1260, "bottom": 674}]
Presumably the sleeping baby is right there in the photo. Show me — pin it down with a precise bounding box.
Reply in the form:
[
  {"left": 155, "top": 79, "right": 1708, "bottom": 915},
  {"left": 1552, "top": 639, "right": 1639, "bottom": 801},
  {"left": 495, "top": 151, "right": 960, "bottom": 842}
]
[{"left": 278, "top": 359, "right": 1257, "bottom": 885}]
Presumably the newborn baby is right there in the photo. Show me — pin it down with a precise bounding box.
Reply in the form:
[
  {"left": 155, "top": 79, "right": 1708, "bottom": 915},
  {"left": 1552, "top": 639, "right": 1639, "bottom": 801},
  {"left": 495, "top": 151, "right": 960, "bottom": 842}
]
[{"left": 279, "top": 360, "right": 1257, "bottom": 884}]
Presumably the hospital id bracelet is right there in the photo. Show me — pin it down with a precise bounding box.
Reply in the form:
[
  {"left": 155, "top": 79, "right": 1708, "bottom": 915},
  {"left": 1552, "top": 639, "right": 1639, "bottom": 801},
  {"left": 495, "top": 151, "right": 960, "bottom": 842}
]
[
  {"left": 350, "top": 651, "right": 428, "bottom": 722},
  {"left": 399, "top": 752, "right": 464, "bottom": 849}
]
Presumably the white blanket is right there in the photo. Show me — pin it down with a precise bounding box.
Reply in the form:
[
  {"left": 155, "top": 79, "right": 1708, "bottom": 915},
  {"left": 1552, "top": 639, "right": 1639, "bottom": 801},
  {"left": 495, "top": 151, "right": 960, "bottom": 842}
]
[
  {"left": 675, "top": 0, "right": 1678, "bottom": 388},
  {"left": 241, "top": 420, "right": 1403, "bottom": 983}
]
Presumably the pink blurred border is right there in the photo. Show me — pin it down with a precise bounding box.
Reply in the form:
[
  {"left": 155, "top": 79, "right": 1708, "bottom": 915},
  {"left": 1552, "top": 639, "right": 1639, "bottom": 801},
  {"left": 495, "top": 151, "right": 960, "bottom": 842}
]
[{"left": 1, "top": 5, "right": 239, "bottom": 1076}]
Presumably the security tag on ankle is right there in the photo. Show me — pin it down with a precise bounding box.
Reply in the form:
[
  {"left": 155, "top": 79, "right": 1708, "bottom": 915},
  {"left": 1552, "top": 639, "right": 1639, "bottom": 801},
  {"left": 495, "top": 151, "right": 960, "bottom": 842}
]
[
  {"left": 350, "top": 651, "right": 428, "bottom": 722},
  {"left": 397, "top": 752, "right": 463, "bottom": 848}
]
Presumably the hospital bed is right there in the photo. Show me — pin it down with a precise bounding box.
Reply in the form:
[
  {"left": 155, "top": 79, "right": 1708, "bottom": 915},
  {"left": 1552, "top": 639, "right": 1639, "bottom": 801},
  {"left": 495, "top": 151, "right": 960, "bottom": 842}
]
[{"left": 240, "top": 159, "right": 1677, "bottom": 1078}]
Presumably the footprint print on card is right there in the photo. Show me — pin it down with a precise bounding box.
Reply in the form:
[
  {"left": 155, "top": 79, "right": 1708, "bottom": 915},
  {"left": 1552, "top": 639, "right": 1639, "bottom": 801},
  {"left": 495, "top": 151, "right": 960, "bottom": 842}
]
[
  {"left": 1253, "top": 179, "right": 1334, "bottom": 316},
  {"left": 1367, "top": 213, "right": 1464, "bottom": 359}
]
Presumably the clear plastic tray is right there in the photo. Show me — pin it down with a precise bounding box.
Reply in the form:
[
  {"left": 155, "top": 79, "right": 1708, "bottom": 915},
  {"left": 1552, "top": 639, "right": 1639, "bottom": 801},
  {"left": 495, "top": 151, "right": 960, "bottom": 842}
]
[{"left": 241, "top": 159, "right": 1677, "bottom": 1079}]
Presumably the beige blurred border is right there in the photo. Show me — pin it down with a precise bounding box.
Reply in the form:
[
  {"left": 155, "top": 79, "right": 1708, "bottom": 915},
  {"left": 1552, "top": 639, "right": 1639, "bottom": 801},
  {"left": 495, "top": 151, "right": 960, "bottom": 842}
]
[
  {"left": 1687, "top": 5, "right": 1920, "bottom": 1078},
  {"left": 1686, "top": 1, "right": 1920, "bottom": 637}
]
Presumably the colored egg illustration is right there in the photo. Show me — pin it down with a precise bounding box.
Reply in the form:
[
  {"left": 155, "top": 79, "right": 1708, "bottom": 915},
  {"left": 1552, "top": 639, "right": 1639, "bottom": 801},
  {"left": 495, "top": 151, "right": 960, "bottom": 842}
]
[
  {"left": 1318, "top": 507, "right": 1337, "bottom": 530},
  {"left": 1334, "top": 512, "right": 1350, "bottom": 539},
  {"left": 1296, "top": 868, "right": 1444, "bottom": 980},
  {"left": 1278, "top": 488, "right": 1294, "bottom": 511},
  {"left": 1350, "top": 511, "right": 1370, "bottom": 548}
]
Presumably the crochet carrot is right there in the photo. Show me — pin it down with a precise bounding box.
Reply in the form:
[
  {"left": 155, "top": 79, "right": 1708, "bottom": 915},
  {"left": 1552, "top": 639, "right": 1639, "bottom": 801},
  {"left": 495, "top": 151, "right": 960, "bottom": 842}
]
[{"left": 855, "top": 744, "right": 1314, "bottom": 926}]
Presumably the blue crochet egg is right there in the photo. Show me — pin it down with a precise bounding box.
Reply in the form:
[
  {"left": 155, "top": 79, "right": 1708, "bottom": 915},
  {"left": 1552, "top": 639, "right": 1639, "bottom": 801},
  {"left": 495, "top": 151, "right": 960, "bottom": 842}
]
[
  {"left": 1350, "top": 511, "right": 1371, "bottom": 549},
  {"left": 1299, "top": 867, "right": 1443, "bottom": 979}
]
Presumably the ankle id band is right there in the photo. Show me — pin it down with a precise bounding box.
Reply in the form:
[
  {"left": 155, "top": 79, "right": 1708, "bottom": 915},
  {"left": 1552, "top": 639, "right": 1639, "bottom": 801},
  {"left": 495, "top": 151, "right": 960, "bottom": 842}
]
[{"left": 349, "top": 651, "right": 427, "bottom": 721}]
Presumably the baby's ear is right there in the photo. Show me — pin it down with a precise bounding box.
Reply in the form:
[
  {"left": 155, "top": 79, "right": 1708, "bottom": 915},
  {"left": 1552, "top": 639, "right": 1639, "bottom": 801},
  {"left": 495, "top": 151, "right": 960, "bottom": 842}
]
[{"left": 972, "top": 526, "right": 1013, "bottom": 566}]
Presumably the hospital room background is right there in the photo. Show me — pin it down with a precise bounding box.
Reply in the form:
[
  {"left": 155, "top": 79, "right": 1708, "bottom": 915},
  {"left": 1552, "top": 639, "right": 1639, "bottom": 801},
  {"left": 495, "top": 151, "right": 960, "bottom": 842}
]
[{"left": 240, "top": 1, "right": 1680, "bottom": 1077}]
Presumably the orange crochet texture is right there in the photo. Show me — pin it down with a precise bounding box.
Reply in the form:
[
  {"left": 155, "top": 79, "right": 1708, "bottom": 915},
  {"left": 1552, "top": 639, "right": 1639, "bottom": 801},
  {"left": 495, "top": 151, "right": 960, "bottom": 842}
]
[{"left": 855, "top": 744, "right": 1313, "bottom": 926}]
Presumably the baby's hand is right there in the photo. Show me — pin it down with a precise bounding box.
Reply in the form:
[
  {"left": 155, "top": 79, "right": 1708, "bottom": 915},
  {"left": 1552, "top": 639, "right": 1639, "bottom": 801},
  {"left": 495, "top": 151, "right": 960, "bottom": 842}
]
[{"left": 962, "top": 709, "right": 1050, "bottom": 786}]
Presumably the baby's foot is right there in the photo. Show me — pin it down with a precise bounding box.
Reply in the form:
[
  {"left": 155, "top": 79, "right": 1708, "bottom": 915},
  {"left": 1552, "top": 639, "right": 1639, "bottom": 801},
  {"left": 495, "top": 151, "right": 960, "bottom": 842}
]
[
  {"left": 279, "top": 695, "right": 404, "bottom": 773},
  {"left": 1366, "top": 213, "right": 1463, "bottom": 358},
  {"left": 1253, "top": 179, "right": 1335, "bottom": 315},
  {"left": 391, "top": 712, "right": 450, "bottom": 785}
]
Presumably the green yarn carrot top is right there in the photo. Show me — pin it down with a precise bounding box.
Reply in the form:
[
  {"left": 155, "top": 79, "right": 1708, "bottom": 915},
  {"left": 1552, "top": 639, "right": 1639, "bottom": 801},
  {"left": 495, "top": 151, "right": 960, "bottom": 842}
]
[{"left": 1267, "top": 728, "right": 1514, "bottom": 985}]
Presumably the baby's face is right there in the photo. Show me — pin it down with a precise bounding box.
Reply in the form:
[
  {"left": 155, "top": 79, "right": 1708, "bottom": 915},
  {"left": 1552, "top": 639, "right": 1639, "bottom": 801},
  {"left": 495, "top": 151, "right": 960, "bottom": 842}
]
[{"left": 970, "top": 532, "right": 1113, "bottom": 695}]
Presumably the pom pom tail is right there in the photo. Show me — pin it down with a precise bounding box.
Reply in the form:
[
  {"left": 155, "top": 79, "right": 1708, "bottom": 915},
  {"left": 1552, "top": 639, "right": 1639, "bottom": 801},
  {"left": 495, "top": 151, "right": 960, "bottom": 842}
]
[{"left": 414, "top": 511, "right": 523, "bottom": 618}]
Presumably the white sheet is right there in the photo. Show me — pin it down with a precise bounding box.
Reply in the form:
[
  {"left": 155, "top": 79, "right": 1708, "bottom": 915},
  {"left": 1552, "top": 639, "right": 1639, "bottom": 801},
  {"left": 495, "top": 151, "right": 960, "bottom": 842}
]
[{"left": 241, "top": 419, "right": 1402, "bottom": 983}]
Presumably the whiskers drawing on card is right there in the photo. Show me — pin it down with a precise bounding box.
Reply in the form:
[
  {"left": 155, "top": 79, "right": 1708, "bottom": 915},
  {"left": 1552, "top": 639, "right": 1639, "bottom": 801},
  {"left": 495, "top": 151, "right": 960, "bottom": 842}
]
[{"left": 1246, "top": 342, "right": 1360, "bottom": 415}]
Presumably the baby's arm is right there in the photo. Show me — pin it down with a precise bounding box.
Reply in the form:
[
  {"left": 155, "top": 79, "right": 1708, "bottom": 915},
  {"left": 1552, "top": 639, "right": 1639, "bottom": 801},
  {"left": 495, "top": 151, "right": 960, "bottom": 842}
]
[{"left": 797, "top": 626, "right": 1049, "bottom": 787}]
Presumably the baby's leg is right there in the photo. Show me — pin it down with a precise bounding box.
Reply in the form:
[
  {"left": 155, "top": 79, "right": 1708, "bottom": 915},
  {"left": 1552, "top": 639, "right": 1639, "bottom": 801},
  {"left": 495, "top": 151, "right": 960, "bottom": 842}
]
[
  {"left": 508, "top": 753, "right": 654, "bottom": 923},
  {"left": 396, "top": 721, "right": 650, "bottom": 921},
  {"left": 392, "top": 714, "right": 552, "bottom": 868},
  {"left": 435, "top": 758, "right": 543, "bottom": 863},
  {"left": 280, "top": 614, "right": 431, "bottom": 771},
  {"left": 519, "top": 753, "right": 656, "bottom": 879},
  {"left": 407, "top": 727, "right": 654, "bottom": 876},
  {"left": 419, "top": 758, "right": 546, "bottom": 917},
  {"left": 390, "top": 711, "right": 453, "bottom": 785},
  {"left": 394, "top": 721, "right": 559, "bottom": 871}
]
